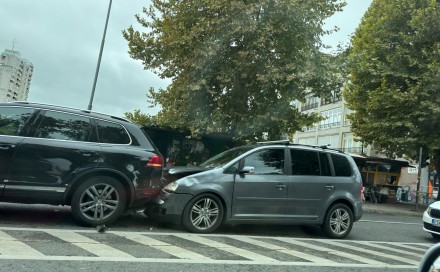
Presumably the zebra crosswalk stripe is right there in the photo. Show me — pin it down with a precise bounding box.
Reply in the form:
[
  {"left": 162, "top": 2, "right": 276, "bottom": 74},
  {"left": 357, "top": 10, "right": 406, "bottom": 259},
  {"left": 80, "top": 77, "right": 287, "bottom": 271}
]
[
  {"left": 113, "top": 232, "right": 212, "bottom": 260},
  {"left": 174, "top": 233, "right": 278, "bottom": 262},
  {"left": 45, "top": 230, "right": 135, "bottom": 258},
  {"left": 354, "top": 241, "right": 423, "bottom": 258},
  {"left": 229, "top": 236, "right": 338, "bottom": 264},
  {"left": 0, "top": 230, "right": 44, "bottom": 257},
  {"left": 273, "top": 237, "right": 387, "bottom": 265},
  {"left": 318, "top": 240, "right": 420, "bottom": 265}
]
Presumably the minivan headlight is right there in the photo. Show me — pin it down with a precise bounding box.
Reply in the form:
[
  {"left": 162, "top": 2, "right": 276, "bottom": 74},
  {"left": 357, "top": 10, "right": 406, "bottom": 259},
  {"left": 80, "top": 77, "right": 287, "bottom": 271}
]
[{"left": 164, "top": 182, "right": 179, "bottom": 192}]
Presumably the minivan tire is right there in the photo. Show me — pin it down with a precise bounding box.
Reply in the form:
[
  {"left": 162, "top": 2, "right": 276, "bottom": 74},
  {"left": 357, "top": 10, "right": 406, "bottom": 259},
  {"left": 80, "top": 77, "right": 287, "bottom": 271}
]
[
  {"left": 71, "top": 176, "right": 127, "bottom": 226},
  {"left": 322, "top": 203, "right": 353, "bottom": 239},
  {"left": 182, "top": 194, "right": 224, "bottom": 233}
]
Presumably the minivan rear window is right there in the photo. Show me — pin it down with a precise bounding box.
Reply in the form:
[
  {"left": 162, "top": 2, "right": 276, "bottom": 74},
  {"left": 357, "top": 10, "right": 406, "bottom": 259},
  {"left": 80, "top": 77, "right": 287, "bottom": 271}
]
[{"left": 331, "top": 154, "right": 353, "bottom": 177}]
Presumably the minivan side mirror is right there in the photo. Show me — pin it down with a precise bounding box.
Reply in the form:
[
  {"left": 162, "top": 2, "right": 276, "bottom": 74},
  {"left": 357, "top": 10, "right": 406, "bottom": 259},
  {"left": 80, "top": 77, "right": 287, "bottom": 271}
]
[{"left": 239, "top": 166, "right": 255, "bottom": 175}]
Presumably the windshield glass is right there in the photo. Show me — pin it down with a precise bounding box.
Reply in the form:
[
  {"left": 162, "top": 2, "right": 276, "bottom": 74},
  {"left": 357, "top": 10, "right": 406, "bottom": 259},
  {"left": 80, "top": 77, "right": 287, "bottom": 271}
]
[{"left": 199, "top": 145, "right": 255, "bottom": 168}]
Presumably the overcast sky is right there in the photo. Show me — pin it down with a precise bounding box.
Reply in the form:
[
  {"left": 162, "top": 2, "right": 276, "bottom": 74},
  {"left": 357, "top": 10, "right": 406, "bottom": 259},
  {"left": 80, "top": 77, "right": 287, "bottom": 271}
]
[{"left": 0, "top": 0, "right": 372, "bottom": 118}]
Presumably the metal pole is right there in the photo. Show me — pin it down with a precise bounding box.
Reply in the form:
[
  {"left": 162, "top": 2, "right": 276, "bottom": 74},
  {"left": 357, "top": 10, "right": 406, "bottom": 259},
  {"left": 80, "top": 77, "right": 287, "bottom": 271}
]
[
  {"left": 88, "top": 0, "right": 113, "bottom": 111},
  {"left": 416, "top": 147, "right": 422, "bottom": 212}
]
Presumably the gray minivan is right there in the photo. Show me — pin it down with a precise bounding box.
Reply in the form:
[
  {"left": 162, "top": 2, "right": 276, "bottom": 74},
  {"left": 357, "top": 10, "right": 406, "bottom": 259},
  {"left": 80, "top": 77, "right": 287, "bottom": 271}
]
[{"left": 151, "top": 141, "right": 363, "bottom": 238}]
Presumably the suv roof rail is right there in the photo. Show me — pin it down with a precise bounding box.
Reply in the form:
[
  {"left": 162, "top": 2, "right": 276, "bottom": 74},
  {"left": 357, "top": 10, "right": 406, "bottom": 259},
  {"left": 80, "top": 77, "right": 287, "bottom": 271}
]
[{"left": 10, "top": 101, "right": 131, "bottom": 123}]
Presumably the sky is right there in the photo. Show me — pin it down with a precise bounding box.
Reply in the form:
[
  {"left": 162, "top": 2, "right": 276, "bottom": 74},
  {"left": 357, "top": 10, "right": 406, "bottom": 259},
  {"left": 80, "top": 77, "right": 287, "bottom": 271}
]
[{"left": 0, "top": 0, "right": 373, "bottom": 118}]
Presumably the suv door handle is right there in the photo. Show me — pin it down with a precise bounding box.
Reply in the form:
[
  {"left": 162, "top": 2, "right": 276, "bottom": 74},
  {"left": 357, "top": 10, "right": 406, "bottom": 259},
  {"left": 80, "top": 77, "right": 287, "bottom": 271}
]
[
  {"left": 76, "top": 151, "right": 95, "bottom": 157},
  {"left": 276, "top": 184, "right": 287, "bottom": 189},
  {"left": 0, "top": 144, "right": 16, "bottom": 150},
  {"left": 325, "top": 185, "right": 335, "bottom": 190}
]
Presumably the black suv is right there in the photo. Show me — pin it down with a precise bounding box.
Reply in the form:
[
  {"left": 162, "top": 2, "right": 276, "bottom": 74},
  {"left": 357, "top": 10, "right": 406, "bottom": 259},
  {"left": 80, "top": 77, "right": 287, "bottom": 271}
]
[{"left": 0, "top": 102, "right": 164, "bottom": 226}]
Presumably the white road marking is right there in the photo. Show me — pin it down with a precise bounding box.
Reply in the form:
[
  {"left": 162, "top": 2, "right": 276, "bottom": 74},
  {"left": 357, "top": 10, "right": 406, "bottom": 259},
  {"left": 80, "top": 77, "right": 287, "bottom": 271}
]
[
  {"left": 173, "top": 233, "right": 278, "bottom": 262},
  {"left": 353, "top": 240, "right": 423, "bottom": 258},
  {"left": 45, "top": 230, "right": 135, "bottom": 258},
  {"left": 318, "top": 240, "right": 420, "bottom": 265},
  {"left": 0, "top": 226, "right": 431, "bottom": 268},
  {"left": 0, "top": 230, "right": 44, "bottom": 257},
  {"left": 229, "top": 236, "right": 338, "bottom": 264},
  {"left": 360, "top": 220, "right": 421, "bottom": 225},
  {"left": 272, "top": 237, "right": 386, "bottom": 265},
  {"left": 113, "top": 232, "right": 211, "bottom": 260}
]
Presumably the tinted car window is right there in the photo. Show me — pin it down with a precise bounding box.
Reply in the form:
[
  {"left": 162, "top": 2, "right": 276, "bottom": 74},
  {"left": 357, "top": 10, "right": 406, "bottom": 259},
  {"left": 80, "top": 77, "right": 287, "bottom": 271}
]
[
  {"left": 319, "top": 152, "right": 332, "bottom": 176},
  {"left": 244, "top": 149, "right": 284, "bottom": 175},
  {"left": 200, "top": 145, "right": 254, "bottom": 168},
  {"left": 96, "top": 119, "right": 130, "bottom": 144},
  {"left": 331, "top": 154, "right": 353, "bottom": 177},
  {"left": 35, "top": 111, "right": 91, "bottom": 141},
  {"left": 0, "top": 107, "right": 34, "bottom": 136},
  {"left": 290, "top": 149, "right": 320, "bottom": 175}
]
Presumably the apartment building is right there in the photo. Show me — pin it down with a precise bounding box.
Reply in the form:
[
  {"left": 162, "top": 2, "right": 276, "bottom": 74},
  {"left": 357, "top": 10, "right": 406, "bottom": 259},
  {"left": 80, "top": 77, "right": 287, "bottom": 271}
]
[
  {"left": 292, "top": 91, "right": 380, "bottom": 157},
  {"left": 0, "top": 49, "right": 33, "bottom": 102}
]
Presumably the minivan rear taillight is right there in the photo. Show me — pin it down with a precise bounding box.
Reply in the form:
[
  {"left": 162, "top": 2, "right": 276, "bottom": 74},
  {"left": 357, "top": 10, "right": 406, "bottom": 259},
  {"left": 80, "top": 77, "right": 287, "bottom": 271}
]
[{"left": 146, "top": 155, "right": 164, "bottom": 168}]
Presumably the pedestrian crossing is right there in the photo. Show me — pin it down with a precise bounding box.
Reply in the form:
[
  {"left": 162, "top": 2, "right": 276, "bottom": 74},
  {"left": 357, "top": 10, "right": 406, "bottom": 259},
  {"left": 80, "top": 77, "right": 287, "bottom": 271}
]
[{"left": 0, "top": 226, "right": 432, "bottom": 269}]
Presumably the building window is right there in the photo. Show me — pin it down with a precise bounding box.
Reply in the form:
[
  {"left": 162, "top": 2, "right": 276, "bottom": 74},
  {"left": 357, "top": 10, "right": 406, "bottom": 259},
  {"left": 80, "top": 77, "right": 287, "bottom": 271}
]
[
  {"left": 297, "top": 137, "right": 316, "bottom": 145},
  {"left": 342, "top": 132, "right": 363, "bottom": 154},
  {"left": 319, "top": 107, "right": 342, "bottom": 129},
  {"left": 301, "top": 95, "right": 319, "bottom": 111},
  {"left": 317, "top": 134, "right": 340, "bottom": 148},
  {"left": 321, "top": 90, "right": 342, "bottom": 106}
]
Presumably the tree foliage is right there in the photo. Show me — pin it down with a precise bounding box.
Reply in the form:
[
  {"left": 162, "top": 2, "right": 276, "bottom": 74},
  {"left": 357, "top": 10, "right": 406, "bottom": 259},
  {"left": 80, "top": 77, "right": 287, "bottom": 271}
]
[
  {"left": 344, "top": 0, "right": 440, "bottom": 164},
  {"left": 124, "top": 0, "right": 345, "bottom": 142}
]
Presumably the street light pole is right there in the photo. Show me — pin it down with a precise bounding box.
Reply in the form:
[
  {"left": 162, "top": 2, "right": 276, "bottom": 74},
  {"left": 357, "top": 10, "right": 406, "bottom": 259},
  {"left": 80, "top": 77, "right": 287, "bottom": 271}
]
[{"left": 88, "top": 0, "right": 113, "bottom": 111}]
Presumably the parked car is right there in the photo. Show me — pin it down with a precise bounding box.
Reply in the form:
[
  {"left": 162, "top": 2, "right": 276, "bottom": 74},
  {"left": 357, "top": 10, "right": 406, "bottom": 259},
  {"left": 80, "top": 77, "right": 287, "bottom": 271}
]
[
  {"left": 423, "top": 201, "right": 440, "bottom": 239},
  {"left": 150, "top": 141, "right": 363, "bottom": 238},
  {"left": 0, "top": 101, "right": 164, "bottom": 226}
]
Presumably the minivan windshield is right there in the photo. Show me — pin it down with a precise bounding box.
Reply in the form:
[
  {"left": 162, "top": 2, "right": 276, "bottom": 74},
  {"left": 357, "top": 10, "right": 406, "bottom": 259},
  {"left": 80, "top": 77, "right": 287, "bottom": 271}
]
[{"left": 199, "top": 145, "right": 255, "bottom": 169}]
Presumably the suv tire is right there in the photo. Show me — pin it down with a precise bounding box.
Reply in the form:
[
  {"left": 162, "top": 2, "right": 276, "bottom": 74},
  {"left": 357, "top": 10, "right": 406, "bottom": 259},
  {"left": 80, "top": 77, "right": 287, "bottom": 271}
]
[
  {"left": 182, "top": 194, "right": 224, "bottom": 233},
  {"left": 71, "top": 176, "right": 127, "bottom": 226},
  {"left": 322, "top": 203, "right": 353, "bottom": 239}
]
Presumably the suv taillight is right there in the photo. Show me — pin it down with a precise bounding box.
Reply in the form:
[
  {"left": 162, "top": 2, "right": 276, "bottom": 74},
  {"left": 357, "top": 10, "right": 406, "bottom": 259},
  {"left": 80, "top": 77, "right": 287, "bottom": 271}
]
[{"left": 146, "top": 155, "right": 164, "bottom": 168}]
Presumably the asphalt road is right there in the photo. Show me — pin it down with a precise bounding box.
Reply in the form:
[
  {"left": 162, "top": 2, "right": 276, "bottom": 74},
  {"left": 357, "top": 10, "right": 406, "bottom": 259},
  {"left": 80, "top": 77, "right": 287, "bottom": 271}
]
[{"left": 0, "top": 203, "right": 434, "bottom": 272}]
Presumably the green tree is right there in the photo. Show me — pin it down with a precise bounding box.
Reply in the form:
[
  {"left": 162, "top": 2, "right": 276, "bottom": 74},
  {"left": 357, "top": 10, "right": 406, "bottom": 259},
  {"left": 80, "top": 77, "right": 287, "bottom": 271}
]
[
  {"left": 124, "top": 0, "right": 345, "bottom": 142},
  {"left": 344, "top": 0, "right": 440, "bottom": 167}
]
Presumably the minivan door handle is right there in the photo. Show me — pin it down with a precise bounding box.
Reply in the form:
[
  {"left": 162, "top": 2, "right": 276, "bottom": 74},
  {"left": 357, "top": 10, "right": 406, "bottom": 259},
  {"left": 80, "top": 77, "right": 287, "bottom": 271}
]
[
  {"left": 325, "top": 185, "right": 335, "bottom": 190},
  {"left": 276, "top": 184, "right": 287, "bottom": 190}
]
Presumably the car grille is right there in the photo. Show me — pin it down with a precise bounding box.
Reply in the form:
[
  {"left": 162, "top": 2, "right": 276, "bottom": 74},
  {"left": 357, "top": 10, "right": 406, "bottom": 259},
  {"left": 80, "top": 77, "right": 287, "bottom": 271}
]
[
  {"left": 424, "top": 222, "right": 440, "bottom": 232},
  {"left": 430, "top": 208, "right": 440, "bottom": 219}
]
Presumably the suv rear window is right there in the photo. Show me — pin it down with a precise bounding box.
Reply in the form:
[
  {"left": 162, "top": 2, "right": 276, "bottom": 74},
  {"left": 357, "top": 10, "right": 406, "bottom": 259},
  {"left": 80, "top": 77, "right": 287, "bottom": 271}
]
[
  {"left": 96, "top": 119, "right": 130, "bottom": 144},
  {"left": 0, "top": 107, "right": 34, "bottom": 136},
  {"left": 331, "top": 154, "right": 353, "bottom": 177},
  {"left": 35, "top": 111, "right": 91, "bottom": 141}
]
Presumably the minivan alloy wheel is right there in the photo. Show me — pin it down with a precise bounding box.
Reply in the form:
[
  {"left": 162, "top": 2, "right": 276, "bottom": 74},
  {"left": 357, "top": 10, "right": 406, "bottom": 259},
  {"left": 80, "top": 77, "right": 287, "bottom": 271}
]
[
  {"left": 322, "top": 203, "right": 353, "bottom": 239},
  {"left": 183, "top": 194, "right": 224, "bottom": 233}
]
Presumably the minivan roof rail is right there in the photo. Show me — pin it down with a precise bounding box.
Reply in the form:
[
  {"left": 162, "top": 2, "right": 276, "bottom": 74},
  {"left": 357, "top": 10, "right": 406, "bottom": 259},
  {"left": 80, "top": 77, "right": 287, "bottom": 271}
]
[{"left": 256, "top": 140, "right": 345, "bottom": 153}]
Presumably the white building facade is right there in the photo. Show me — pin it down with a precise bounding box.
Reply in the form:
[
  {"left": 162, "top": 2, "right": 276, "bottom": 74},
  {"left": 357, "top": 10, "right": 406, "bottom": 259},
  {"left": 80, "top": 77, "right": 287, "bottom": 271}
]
[
  {"left": 292, "top": 91, "right": 380, "bottom": 157},
  {"left": 0, "top": 49, "right": 33, "bottom": 102}
]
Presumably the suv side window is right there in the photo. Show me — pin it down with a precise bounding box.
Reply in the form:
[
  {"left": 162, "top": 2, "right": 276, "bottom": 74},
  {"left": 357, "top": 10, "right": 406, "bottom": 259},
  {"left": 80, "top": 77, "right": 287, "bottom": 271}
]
[
  {"left": 290, "top": 149, "right": 320, "bottom": 175},
  {"left": 331, "top": 154, "right": 353, "bottom": 177},
  {"left": 243, "top": 149, "right": 284, "bottom": 175},
  {"left": 96, "top": 119, "right": 130, "bottom": 144},
  {"left": 0, "top": 107, "right": 34, "bottom": 136},
  {"left": 34, "top": 111, "right": 91, "bottom": 141}
]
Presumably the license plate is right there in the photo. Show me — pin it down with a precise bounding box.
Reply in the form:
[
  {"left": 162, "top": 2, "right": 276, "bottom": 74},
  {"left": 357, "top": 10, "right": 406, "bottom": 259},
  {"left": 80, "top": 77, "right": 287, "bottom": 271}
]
[{"left": 432, "top": 219, "right": 440, "bottom": 226}]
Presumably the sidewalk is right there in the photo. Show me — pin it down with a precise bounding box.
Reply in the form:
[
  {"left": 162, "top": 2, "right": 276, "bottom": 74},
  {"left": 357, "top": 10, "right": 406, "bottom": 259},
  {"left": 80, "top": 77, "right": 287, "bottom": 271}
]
[{"left": 362, "top": 201, "right": 428, "bottom": 217}]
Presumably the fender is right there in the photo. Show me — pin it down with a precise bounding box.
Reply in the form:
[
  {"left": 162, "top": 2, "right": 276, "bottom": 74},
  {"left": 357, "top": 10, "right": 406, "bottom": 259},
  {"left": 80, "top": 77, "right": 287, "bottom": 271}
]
[{"left": 62, "top": 168, "right": 135, "bottom": 206}]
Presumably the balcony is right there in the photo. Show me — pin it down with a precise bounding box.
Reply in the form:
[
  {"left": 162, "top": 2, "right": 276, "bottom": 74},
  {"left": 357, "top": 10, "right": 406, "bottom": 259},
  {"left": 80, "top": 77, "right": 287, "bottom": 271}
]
[
  {"left": 321, "top": 95, "right": 342, "bottom": 106},
  {"left": 301, "top": 102, "right": 319, "bottom": 111}
]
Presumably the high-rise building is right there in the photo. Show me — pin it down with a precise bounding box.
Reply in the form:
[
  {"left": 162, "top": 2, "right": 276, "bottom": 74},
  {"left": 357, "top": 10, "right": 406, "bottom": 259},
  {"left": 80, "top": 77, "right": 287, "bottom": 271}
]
[{"left": 0, "top": 49, "right": 33, "bottom": 102}]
